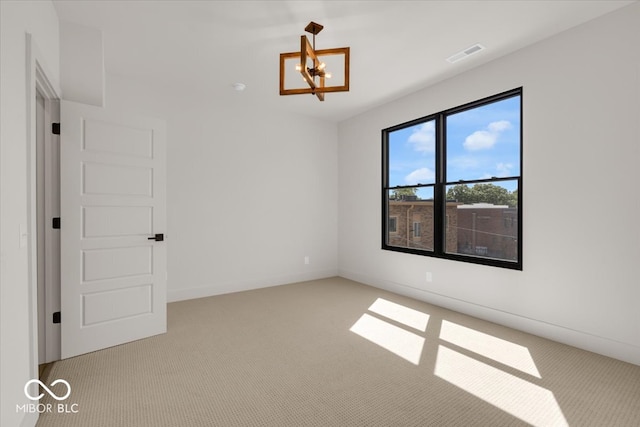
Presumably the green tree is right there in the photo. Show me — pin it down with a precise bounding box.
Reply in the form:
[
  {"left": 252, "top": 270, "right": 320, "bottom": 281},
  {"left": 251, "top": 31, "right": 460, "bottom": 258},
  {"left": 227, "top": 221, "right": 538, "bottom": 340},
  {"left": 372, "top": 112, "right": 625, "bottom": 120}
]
[
  {"left": 392, "top": 187, "right": 418, "bottom": 199},
  {"left": 446, "top": 184, "right": 473, "bottom": 203},
  {"left": 509, "top": 189, "right": 518, "bottom": 207},
  {"left": 446, "top": 184, "right": 517, "bottom": 207}
]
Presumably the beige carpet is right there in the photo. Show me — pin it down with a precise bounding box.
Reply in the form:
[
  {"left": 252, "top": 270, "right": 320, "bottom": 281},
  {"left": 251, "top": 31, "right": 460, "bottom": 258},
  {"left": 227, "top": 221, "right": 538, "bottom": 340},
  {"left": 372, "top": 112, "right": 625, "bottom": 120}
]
[{"left": 36, "top": 277, "right": 640, "bottom": 426}]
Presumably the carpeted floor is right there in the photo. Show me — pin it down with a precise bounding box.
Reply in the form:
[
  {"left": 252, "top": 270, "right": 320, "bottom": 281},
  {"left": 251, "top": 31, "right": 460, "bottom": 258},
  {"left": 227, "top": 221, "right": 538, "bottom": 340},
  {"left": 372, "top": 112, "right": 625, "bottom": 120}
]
[{"left": 36, "top": 277, "right": 640, "bottom": 426}]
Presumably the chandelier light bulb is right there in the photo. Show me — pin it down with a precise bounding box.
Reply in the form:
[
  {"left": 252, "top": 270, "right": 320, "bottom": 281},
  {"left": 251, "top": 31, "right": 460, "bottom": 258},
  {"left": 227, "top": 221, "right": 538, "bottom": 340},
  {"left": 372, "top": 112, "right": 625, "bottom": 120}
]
[{"left": 295, "top": 63, "right": 302, "bottom": 71}]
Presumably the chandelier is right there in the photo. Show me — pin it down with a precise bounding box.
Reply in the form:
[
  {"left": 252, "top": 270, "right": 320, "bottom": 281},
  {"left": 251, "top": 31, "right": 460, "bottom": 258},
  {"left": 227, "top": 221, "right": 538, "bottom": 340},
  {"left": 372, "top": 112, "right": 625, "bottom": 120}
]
[{"left": 279, "top": 22, "right": 350, "bottom": 102}]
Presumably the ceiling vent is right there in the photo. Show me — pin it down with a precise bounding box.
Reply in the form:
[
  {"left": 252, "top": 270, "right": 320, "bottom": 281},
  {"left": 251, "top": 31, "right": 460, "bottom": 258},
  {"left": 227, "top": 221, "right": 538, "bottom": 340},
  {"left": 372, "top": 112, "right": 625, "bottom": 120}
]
[{"left": 446, "top": 44, "right": 485, "bottom": 63}]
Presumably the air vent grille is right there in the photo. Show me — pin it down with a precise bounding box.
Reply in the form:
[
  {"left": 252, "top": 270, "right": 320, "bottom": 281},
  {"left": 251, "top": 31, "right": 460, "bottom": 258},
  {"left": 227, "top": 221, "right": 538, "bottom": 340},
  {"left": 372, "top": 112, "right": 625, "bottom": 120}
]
[{"left": 447, "top": 44, "right": 485, "bottom": 63}]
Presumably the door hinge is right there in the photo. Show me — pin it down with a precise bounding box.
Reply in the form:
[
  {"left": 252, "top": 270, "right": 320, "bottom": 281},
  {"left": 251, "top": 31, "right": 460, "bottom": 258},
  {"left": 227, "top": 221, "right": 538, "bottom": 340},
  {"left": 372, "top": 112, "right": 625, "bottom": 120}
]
[
  {"left": 52, "top": 123, "right": 60, "bottom": 135},
  {"left": 53, "top": 312, "right": 61, "bottom": 324},
  {"left": 52, "top": 217, "right": 61, "bottom": 229}
]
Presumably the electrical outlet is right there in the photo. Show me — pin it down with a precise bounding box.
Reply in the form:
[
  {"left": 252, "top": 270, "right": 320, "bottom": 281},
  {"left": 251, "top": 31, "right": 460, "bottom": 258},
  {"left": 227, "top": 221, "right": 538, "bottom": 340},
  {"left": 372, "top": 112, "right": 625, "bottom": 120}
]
[
  {"left": 426, "top": 272, "right": 433, "bottom": 283},
  {"left": 304, "top": 256, "right": 310, "bottom": 265}
]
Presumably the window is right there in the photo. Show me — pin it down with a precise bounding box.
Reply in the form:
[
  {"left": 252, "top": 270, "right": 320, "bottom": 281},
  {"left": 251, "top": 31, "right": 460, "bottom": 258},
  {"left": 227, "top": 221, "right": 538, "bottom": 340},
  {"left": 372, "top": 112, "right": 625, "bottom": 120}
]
[
  {"left": 382, "top": 88, "right": 522, "bottom": 270},
  {"left": 388, "top": 217, "right": 398, "bottom": 233}
]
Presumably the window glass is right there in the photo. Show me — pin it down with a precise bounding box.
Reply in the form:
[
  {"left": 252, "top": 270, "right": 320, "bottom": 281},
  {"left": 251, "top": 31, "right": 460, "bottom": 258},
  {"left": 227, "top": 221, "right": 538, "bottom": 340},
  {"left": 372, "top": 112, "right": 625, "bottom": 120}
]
[
  {"left": 388, "top": 120, "right": 436, "bottom": 188},
  {"left": 445, "top": 181, "right": 519, "bottom": 262},
  {"left": 385, "top": 187, "right": 434, "bottom": 251},
  {"left": 446, "top": 96, "right": 520, "bottom": 182}
]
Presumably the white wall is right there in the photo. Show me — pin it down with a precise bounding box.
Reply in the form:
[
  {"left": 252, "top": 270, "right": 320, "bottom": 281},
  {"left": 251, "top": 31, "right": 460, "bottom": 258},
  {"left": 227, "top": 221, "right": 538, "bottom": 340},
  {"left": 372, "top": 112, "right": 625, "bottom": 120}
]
[
  {"left": 60, "top": 21, "right": 105, "bottom": 107},
  {"left": 338, "top": 3, "right": 640, "bottom": 365},
  {"left": 0, "top": 2, "right": 60, "bottom": 426},
  {"left": 105, "top": 74, "right": 339, "bottom": 302}
]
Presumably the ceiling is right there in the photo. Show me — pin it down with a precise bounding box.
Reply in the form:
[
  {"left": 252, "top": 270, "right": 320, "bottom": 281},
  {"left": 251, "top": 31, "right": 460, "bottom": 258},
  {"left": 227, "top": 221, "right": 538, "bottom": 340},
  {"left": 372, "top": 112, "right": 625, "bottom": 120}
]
[{"left": 53, "top": 0, "right": 635, "bottom": 122}]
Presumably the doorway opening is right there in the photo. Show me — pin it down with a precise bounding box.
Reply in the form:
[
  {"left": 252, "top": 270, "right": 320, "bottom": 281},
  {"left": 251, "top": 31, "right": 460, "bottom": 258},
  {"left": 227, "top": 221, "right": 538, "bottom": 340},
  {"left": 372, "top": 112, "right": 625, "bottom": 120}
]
[{"left": 34, "top": 64, "right": 61, "bottom": 369}]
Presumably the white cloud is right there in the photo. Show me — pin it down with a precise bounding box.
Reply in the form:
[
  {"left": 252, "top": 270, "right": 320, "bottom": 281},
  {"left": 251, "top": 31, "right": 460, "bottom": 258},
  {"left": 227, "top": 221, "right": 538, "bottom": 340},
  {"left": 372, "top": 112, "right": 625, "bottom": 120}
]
[
  {"left": 408, "top": 122, "right": 435, "bottom": 153},
  {"left": 488, "top": 120, "right": 512, "bottom": 132},
  {"left": 405, "top": 167, "right": 434, "bottom": 185},
  {"left": 463, "top": 120, "right": 512, "bottom": 151},
  {"left": 448, "top": 156, "right": 480, "bottom": 170},
  {"left": 496, "top": 162, "right": 514, "bottom": 177},
  {"left": 463, "top": 130, "right": 496, "bottom": 151}
]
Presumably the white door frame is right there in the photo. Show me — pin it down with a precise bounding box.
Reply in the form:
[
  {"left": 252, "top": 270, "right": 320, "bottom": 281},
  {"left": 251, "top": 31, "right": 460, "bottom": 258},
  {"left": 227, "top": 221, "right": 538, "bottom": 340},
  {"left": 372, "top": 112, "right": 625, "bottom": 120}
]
[
  {"left": 36, "top": 75, "right": 61, "bottom": 364},
  {"left": 26, "top": 32, "right": 61, "bottom": 385}
]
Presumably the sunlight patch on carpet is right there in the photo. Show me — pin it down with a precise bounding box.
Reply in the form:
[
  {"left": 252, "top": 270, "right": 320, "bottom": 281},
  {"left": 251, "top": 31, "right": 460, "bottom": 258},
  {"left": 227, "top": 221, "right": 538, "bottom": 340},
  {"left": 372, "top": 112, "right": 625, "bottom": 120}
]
[
  {"left": 368, "top": 298, "right": 430, "bottom": 332},
  {"left": 435, "top": 345, "right": 568, "bottom": 427},
  {"left": 350, "top": 313, "right": 425, "bottom": 365},
  {"left": 439, "top": 320, "right": 541, "bottom": 377}
]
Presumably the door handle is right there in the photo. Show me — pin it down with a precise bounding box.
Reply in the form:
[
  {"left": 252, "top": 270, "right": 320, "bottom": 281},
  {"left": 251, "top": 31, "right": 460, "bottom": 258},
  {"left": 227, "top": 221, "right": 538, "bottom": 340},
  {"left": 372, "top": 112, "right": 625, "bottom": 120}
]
[{"left": 148, "top": 233, "right": 164, "bottom": 241}]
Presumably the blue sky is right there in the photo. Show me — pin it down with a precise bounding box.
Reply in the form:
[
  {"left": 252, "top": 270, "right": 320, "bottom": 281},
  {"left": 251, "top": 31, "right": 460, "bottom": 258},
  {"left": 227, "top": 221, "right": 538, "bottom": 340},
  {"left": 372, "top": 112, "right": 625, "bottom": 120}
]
[{"left": 388, "top": 95, "right": 520, "bottom": 193}]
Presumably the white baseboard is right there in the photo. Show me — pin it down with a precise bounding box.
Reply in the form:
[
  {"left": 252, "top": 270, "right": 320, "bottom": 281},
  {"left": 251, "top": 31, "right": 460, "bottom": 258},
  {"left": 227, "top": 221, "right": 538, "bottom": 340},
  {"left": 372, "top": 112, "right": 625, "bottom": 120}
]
[
  {"left": 339, "top": 269, "right": 640, "bottom": 366},
  {"left": 167, "top": 269, "right": 338, "bottom": 303}
]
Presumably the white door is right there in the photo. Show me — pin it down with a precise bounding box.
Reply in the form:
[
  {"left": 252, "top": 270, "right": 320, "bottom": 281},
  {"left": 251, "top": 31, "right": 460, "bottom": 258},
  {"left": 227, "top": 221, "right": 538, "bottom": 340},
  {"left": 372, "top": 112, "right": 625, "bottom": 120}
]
[{"left": 60, "top": 100, "right": 167, "bottom": 359}]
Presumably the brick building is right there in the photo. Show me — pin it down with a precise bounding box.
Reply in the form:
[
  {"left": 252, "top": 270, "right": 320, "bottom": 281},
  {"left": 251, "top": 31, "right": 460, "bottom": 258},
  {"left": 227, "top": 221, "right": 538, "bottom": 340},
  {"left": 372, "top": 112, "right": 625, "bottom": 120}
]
[
  {"left": 387, "top": 199, "right": 517, "bottom": 261},
  {"left": 387, "top": 197, "right": 459, "bottom": 252},
  {"left": 456, "top": 204, "right": 518, "bottom": 261}
]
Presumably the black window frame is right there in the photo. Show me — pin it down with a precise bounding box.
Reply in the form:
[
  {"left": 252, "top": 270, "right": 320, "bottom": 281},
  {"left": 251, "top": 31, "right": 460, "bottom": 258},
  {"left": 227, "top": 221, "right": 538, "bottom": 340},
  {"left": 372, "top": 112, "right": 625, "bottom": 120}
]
[{"left": 382, "top": 87, "right": 523, "bottom": 270}]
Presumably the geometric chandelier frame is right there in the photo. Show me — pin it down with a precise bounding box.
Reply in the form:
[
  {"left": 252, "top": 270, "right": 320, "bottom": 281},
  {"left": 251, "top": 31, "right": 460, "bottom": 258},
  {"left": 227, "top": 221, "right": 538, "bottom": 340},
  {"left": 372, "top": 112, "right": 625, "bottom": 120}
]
[{"left": 279, "top": 22, "right": 350, "bottom": 102}]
